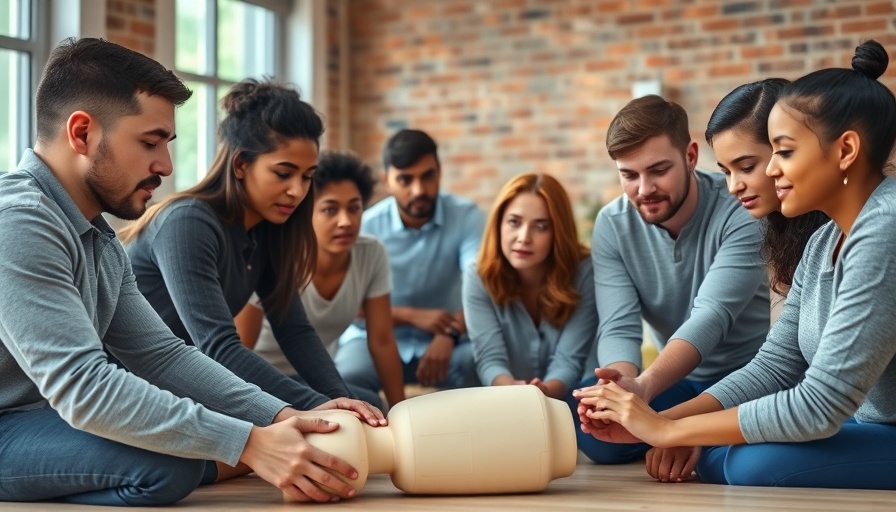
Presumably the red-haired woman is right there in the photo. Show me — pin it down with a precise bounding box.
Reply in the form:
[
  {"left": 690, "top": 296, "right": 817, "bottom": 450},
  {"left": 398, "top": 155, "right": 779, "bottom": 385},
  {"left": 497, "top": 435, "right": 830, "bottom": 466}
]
[{"left": 462, "top": 173, "right": 596, "bottom": 400}]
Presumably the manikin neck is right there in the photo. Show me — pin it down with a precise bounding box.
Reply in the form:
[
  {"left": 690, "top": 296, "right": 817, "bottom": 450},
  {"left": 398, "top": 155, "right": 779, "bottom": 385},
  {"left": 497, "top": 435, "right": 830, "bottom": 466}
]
[{"left": 363, "top": 422, "right": 396, "bottom": 474}]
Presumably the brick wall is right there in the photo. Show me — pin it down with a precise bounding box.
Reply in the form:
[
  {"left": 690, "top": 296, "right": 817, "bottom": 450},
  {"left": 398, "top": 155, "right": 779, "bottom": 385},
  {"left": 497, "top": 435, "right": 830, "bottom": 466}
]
[
  {"left": 106, "top": 0, "right": 156, "bottom": 57},
  {"left": 344, "top": 0, "right": 896, "bottom": 225},
  {"left": 323, "top": 0, "right": 344, "bottom": 150}
]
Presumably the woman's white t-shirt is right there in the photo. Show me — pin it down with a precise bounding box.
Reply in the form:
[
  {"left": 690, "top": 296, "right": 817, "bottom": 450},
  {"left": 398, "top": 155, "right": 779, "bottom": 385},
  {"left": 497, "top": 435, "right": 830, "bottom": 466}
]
[{"left": 252, "top": 235, "right": 391, "bottom": 374}]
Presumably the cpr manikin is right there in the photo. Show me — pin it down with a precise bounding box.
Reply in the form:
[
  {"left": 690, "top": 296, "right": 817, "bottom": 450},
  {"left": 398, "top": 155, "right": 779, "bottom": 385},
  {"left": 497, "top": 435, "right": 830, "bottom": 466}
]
[{"left": 299, "top": 385, "right": 577, "bottom": 497}]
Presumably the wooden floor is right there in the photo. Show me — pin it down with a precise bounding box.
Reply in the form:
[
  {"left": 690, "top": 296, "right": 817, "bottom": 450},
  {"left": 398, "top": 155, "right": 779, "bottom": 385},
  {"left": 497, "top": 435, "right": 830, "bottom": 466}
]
[{"left": 2, "top": 460, "right": 893, "bottom": 511}]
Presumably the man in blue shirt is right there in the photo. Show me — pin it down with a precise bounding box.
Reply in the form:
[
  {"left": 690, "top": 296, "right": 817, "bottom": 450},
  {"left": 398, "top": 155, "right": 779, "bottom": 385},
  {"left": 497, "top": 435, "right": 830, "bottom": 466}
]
[{"left": 336, "top": 129, "right": 484, "bottom": 391}]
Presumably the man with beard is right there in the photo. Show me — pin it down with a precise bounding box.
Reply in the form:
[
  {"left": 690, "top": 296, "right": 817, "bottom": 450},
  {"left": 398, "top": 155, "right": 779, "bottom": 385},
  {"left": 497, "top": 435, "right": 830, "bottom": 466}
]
[
  {"left": 0, "top": 38, "right": 359, "bottom": 505},
  {"left": 336, "top": 129, "right": 483, "bottom": 391},
  {"left": 572, "top": 95, "right": 770, "bottom": 465}
]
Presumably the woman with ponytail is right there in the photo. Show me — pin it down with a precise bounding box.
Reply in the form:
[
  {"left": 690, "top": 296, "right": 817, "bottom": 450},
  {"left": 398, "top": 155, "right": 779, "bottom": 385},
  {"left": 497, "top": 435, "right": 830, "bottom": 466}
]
[
  {"left": 121, "top": 79, "right": 383, "bottom": 426},
  {"left": 576, "top": 40, "right": 896, "bottom": 490}
]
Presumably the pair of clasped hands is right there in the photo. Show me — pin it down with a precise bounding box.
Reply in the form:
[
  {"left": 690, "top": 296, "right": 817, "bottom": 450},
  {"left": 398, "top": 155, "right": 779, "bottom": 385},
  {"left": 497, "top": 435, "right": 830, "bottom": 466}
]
[
  {"left": 573, "top": 368, "right": 701, "bottom": 484},
  {"left": 239, "top": 397, "right": 384, "bottom": 502},
  {"left": 410, "top": 308, "right": 465, "bottom": 386}
]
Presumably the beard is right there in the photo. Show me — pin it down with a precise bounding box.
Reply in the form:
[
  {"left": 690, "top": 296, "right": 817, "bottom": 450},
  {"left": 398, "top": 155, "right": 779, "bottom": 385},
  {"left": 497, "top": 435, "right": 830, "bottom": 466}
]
[
  {"left": 636, "top": 166, "right": 691, "bottom": 225},
  {"left": 85, "top": 138, "right": 161, "bottom": 220},
  {"left": 398, "top": 194, "right": 436, "bottom": 220}
]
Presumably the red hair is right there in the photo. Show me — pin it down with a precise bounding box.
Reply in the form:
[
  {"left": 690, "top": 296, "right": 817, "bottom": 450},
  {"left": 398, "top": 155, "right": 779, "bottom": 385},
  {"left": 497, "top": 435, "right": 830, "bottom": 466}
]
[{"left": 477, "top": 173, "right": 590, "bottom": 326}]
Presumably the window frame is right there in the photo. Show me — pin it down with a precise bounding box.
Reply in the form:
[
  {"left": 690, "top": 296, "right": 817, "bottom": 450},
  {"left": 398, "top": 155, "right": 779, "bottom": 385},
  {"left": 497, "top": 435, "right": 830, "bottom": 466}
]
[
  {"left": 0, "top": 0, "right": 49, "bottom": 171},
  {"left": 170, "top": 0, "right": 287, "bottom": 189}
]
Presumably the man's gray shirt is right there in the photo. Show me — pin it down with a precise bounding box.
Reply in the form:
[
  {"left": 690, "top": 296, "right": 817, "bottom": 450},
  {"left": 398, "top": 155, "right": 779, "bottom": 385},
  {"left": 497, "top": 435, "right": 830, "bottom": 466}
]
[
  {"left": 592, "top": 170, "right": 770, "bottom": 381},
  {"left": 0, "top": 150, "right": 287, "bottom": 466}
]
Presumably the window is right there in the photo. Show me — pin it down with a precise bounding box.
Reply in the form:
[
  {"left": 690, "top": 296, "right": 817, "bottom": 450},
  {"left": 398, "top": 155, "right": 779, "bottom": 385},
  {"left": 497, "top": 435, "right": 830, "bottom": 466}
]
[
  {"left": 173, "top": 0, "right": 279, "bottom": 190},
  {"left": 0, "top": 0, "right": 45, "bottom": 173}
]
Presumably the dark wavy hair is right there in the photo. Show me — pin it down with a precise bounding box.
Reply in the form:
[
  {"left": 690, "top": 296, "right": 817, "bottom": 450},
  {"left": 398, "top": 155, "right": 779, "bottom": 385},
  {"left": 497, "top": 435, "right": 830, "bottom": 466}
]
[
  {"left": 121, "top": 79, "right": 324, "bottom": 318},
  {"left": 706, "top": 78, "right": 828, "bottom": 295},
  {"left": 314, "top": 151, "right": 376, "bottom": 206}
]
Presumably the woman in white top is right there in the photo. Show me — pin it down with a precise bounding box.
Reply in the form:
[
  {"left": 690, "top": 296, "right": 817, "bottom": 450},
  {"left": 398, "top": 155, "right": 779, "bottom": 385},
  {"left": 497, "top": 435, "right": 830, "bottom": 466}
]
[{"left": 236, "top": 151, "right": 405, "bottom": 408}]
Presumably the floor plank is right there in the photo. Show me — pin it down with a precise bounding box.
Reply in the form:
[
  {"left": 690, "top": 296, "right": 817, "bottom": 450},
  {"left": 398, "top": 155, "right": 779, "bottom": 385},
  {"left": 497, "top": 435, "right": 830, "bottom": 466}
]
[{"left": 1, "top": 461, "right": 893, "bottom": 511}]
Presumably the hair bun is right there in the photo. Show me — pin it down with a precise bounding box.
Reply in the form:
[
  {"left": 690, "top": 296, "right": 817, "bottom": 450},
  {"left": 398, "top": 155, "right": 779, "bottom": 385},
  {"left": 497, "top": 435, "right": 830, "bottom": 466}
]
[
  {"left": 220, "top": 78, "right": 292, "bottom": 116},
  {"left": 220, "top": 79, "right": 261, "bottom": 115},
  {"left": 852, "top": 40, "right": 889, "bottom": 80}
]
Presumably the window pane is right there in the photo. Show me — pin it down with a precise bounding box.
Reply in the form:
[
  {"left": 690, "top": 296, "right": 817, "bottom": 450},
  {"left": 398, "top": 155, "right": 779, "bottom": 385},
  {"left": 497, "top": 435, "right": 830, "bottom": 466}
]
[
  {"left": 174, "top": 1, "right": 279, "bottom": 188},
  {"left": 0, "top": 48, "right": 28, "bottom": 173},
  {"left": 175, "top": 0, "right": 209, "bottom": 76},
  {"left": 217, "top": 0, "right": 275, "bottom": 82},
  {"left": 174, "top": 81, "right": 215, "bottom": 190},
  {"left": 0, "top": 0, "right": 30, "bottom": 39}
]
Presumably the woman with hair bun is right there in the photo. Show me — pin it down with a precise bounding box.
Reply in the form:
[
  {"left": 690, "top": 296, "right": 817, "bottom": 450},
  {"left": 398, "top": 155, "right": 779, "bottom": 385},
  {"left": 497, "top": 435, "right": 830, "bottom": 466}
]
[
  {"left": 121, "top": 80, "right": 384, "bottom": 429},
  {"left": 463, "top": 173, "right": 596, "bottom": 400},
  {"left": 235, "top": 150, "right": 406, "bottom": 410},
  {"left": 576, "top": 40, "right": 896, "bottom": 490}
]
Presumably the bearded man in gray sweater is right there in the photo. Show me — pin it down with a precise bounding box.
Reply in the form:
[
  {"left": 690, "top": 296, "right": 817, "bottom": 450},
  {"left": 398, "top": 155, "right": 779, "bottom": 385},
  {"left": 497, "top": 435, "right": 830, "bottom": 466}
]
[
  {"left": 0, "top": 38, "right": 362, "bottom": 505},
  {"left": 572, "top": 95, "right": 770, "bottom": 464}
]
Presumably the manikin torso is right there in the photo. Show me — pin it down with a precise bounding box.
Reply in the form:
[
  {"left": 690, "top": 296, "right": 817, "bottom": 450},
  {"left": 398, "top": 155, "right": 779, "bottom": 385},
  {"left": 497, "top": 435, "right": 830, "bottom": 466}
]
[{"left": 299, "top": 385, "right": 577, "bottom": 497}]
